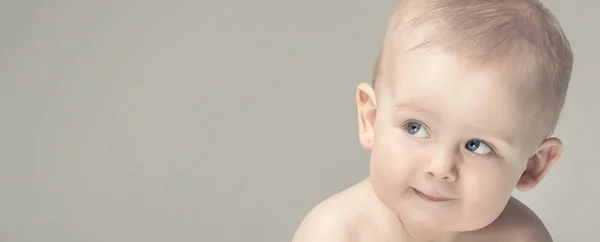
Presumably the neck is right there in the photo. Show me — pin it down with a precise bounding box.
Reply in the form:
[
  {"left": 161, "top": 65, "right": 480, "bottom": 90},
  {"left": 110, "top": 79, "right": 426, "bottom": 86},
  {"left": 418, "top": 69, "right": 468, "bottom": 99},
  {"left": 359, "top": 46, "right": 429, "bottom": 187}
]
[
  {"left": 365, "top": 178, "right": 469, "bottom": 242},
  {"left": 397, "top": 215, "right": 467, "bottom": 242}
]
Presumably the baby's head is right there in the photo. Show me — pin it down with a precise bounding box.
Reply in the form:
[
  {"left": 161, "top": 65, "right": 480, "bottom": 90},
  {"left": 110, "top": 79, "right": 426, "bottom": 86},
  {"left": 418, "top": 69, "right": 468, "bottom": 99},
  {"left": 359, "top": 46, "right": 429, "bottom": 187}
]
[{"left": 356, "top": 0, "right": 572, "bottom": 233}]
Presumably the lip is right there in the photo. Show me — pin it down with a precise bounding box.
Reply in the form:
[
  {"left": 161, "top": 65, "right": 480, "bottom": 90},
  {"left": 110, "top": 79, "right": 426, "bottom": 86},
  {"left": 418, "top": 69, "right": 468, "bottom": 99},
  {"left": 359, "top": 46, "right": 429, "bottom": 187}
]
[{"left": 411, "top": 187, "right": 453, "bottom": 202}]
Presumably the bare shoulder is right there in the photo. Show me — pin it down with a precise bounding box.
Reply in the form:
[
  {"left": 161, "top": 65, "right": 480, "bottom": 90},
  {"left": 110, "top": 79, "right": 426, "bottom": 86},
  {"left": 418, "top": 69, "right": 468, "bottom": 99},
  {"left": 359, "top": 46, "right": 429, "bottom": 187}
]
[
  {"left": 483, "top": 196, "right": 553, "bottom": 242},
  {"left": 292, "top": 180, "right": 371, "bottom": 242}
]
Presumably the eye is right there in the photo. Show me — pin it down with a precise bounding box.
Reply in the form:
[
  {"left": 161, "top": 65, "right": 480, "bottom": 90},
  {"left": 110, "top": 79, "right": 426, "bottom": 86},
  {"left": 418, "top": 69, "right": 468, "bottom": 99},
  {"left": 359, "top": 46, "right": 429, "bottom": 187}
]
[
  {"left": 404, "top": 121, "right": 430, "bottom": 138},
  {"left": 465, "top": 139, "right": 493, "bottom": 155}
]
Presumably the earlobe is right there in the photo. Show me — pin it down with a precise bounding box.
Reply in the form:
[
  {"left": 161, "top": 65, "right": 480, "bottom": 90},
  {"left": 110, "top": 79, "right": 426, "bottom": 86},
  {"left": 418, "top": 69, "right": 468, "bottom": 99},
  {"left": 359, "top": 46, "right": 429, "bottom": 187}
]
[
  {"left": 356, "top": 83, "right": 377, "bottom": 151},
  {"left": 516, "top": 137, "right": 562, "bottom": 191}
]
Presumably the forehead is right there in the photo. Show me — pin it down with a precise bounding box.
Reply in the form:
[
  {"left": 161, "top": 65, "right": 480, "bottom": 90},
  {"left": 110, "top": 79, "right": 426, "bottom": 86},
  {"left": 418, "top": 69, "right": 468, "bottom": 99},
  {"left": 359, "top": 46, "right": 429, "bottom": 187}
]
[
  {"left": 386, "top": 51, "right": 536, "bottom": 141},
  {"left": 390, "top": 51, "right": 519, "bottom": 99}
]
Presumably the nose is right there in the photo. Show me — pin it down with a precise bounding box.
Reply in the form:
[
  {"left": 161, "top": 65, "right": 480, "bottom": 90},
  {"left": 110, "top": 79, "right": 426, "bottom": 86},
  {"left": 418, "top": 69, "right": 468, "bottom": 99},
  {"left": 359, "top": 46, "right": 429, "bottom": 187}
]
[{"left": 423, "top": 148, "right": 459, "bottom": 182}]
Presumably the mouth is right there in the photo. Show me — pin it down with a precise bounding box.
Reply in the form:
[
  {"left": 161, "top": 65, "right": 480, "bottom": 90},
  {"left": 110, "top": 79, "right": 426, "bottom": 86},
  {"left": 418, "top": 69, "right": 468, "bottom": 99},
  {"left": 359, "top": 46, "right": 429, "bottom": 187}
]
[{"left": 411, "top": 187, "right": 453, "bottom": 202}]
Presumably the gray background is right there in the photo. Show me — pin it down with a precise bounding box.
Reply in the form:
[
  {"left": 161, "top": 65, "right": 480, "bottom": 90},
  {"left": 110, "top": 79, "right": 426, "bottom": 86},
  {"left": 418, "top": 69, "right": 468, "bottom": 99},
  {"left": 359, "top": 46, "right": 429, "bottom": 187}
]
[{"left": 0, "top": 0, "right": 597, "bottom": 241}]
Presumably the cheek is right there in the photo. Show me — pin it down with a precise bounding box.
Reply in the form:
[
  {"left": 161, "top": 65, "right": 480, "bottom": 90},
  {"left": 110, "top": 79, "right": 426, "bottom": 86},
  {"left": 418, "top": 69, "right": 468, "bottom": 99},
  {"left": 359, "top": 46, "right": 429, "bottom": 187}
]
[
  {"left": 369, "top": 129, "right": 418, "bottom": 201},
  {"left": 458, "top": 165, "right": 518, "bottom": 227}
]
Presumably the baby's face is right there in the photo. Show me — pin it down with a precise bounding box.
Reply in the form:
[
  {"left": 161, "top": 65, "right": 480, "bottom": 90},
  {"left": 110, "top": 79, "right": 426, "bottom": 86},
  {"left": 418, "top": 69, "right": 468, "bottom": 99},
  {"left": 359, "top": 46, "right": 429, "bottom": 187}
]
[{"left": 363, "top": 51, "right": 549, "bottom": 231}]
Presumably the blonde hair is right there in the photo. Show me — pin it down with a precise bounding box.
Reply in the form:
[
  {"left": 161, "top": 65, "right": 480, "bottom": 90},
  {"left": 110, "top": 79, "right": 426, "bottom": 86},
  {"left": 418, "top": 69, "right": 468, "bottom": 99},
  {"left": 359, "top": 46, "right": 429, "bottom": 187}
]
[{"left": 373, "top": 0, "right": 573, "bottom": 135}]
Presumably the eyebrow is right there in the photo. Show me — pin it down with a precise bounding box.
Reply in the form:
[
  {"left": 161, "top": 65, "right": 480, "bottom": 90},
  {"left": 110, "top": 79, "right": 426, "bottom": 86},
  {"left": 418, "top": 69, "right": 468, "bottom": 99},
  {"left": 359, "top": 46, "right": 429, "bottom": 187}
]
[
  {"left": 391, "top": 102, "right": 515, "bottom": 149},
  {"left": 391, "top": 102, "right": 443, "bottom": 122},
  {"left": 469, "top": 125, "right": 515, "bottom": 151}
]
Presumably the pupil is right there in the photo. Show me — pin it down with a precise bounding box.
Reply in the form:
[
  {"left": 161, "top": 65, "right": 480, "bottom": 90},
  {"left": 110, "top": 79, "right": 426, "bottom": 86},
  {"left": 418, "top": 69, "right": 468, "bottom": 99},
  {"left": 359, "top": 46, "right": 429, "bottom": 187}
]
[
  {"left": 408, "top": 123, "right": 420, "bottom": 134},
  {"left": 467, "top": 140, "right": 480, "bottom": 151}
]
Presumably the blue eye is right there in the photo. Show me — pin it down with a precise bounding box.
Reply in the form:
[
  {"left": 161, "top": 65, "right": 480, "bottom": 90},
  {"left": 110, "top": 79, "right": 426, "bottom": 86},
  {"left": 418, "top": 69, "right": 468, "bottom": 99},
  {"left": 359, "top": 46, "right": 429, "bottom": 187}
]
[
  {"left": 465, "top": 139, "right": 493, "bottom": 155},
  {"left": 405, "top": 121, "right": 429, "bottom": 138}
]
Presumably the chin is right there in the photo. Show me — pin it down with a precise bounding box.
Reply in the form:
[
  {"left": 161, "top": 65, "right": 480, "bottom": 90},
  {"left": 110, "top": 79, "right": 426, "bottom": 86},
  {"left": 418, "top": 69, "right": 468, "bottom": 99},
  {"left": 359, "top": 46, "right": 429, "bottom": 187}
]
[
  {"left": 392, "top": 200, "right": 502, "bottom": 232},
  {"left": 402, "top": 211, "right": 493, "bottom": 232}
]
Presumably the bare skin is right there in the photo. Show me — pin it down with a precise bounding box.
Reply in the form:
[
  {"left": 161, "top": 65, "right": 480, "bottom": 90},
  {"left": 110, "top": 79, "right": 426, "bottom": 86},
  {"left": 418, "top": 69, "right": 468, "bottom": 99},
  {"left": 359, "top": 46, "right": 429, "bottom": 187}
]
[
  {"left": 292, "top": 50, "right": 560, "bottom": 242},
  {"left": 292, "top": 179, "right": 552, "bottom": 242},
  {"left": 293, "top": 1, "right": 565, "bottom": 240}
]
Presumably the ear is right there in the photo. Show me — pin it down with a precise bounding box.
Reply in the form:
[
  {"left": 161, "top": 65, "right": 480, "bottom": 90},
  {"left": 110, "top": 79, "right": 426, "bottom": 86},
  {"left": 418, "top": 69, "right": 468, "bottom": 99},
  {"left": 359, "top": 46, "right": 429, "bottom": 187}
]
[
  {"left": 356, "top": 83, "right": 377, "bottom": 152},
  {"left": 516, "top": 137, "right": 562, "bottom": 191}
]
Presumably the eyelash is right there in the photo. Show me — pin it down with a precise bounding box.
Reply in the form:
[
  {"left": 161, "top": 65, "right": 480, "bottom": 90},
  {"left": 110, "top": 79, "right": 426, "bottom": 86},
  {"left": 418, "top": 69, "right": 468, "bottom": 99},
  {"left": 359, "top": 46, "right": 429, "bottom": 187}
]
[
  {"left": 475, "top": 139, "right": 497, "bottom": 155},
  {"left": 402, "top": 119, "right": 431, "bottom": 136},
  {"left": 402, "top": 119, "right": 426, "bottom": 129},
  {"left": 401, "top": 120, "right": 498, "bottom": 154}
]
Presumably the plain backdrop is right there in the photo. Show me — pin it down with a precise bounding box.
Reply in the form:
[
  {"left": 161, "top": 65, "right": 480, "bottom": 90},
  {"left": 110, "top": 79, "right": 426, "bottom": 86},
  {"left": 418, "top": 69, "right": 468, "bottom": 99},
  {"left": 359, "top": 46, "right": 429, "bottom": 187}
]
[{"left": 0, "top": 0, "right": 598, "bottom": 241}]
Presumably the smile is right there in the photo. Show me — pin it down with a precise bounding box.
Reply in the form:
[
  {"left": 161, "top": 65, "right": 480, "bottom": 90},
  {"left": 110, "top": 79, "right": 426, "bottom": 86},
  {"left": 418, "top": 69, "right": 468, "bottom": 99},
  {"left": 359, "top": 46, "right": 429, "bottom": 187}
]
[{"left": 411, "top": 187, "right": 454, "bottom": 202}]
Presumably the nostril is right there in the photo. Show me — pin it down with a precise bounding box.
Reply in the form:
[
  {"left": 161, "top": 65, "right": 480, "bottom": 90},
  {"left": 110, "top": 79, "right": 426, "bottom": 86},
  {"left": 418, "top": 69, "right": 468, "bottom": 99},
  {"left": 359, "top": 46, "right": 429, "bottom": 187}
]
[{"left": 443, "top": 174, "right": 458, "bottom": 183}]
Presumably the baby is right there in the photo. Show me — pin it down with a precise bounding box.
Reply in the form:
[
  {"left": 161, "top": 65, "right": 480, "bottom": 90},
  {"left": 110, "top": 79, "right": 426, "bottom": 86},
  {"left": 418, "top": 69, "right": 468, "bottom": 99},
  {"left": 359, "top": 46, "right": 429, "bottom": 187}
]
[{"left": 292, "top": 0, "right": 573, "bottom": 241}]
